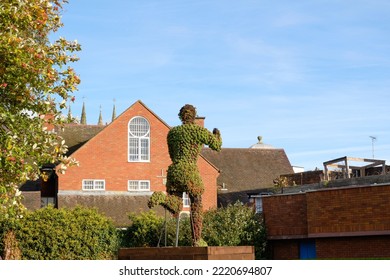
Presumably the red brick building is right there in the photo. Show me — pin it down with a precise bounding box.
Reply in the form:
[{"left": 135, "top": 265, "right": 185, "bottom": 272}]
[
  {"left": 54, "top": 100, "right": 219, "bottom": 226},
  {"left": 262, "top": 183, "right": 390, "bottom": 259}
]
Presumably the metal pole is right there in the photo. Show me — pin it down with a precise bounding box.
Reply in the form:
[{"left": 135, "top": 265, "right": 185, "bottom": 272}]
[
  {"left": 175, "top": 212, "right": 181, "bottom": 247},
  {"left": 370, "top": 136, "right": 376, "bottom": 158}
]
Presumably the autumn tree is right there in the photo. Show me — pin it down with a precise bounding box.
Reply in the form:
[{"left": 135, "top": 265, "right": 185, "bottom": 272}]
[{"left": 0, "top": 0, "right": 80, "bottom": 256}]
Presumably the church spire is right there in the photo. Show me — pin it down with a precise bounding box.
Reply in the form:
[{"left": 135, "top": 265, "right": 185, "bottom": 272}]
[
  {"left": 67, "top": 105, "right": 72, "bottom": 122},
  {"left": 81, "top": 102, "right": 87, "bottom": 124},
  {"left": 98, "top": 106, "right": 103, "bottom": 125},
  {"left": 112, "top": 99, "right": 117, "bottom": 122}
]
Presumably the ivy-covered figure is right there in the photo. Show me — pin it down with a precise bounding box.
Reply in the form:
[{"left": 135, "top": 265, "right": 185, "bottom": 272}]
[{"left": 148, "top": 104, "right": 222, "bottom": 246}]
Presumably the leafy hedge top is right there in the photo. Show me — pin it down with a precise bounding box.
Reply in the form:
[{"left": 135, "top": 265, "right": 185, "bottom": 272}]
[{"left": 1, "top": 206, "right": 119, "bottom": 260}]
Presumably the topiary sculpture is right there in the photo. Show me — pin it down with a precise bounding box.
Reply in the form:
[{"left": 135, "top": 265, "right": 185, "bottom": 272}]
[{"left": 148, "top": 104, "right": 222, "bottom": 246}]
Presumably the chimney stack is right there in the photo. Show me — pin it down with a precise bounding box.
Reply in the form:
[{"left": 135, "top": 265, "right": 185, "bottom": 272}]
[{"left": 195, "top": 116, "right": 205, "bottom": 127}]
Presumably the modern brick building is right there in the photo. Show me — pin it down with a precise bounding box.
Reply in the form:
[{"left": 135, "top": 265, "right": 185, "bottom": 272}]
[{"left": 262, "top": 182, "right": 390, "bottom": 259}]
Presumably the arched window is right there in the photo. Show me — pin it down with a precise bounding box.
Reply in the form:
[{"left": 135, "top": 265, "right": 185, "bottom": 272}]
[{"left": 128, "top": 116, "right": 150, "bottom": 162}]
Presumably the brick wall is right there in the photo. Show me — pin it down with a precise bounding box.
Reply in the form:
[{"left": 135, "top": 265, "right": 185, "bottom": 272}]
[
  {"left": 281, "top": 170, "right": 324, "bottom": 186},
  {"left": 269, "top": 240, "right": 300, "bottom": 260},
  {"left": 197, "top": 156, "right": 219, "bottom": 210},
  {"left": 263, "top": 183, "right": 390, "bottom": 259},
  {"left": 264, "top": 183, "right": 390, "bottom": 234},
  {"left": 316, "top": 236, "right": 390, "bottom": 259},
  {"left": 307, "top": 185, "right": 390, "bottom": 236},
  {"left": 262, "top": 193, "right": 307, "bottom": 238},
  {"left": 269, "top": 236, "right": 390, "bottom": 259}
]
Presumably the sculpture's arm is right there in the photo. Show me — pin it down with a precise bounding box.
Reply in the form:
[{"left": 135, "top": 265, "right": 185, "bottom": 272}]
[{"left": 200, "top": 126, "right": 222, "bottom": 152}]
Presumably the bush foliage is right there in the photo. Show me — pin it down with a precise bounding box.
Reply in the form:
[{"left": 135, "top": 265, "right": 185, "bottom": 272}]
[
  {"left": 0, "top": 205, "right": 119, "bottom": 260},
  {"left": 121, "top": 211, "right": 192, "bottom": 248},
  {"left": 122, "top": 211, "right": 165, "bottom": 248},
  {"left": 203, "top": 202, "right": 267, "bottom": 259},
  {"left": 123, "top": 202, "right": 267, "bottom": 259}
]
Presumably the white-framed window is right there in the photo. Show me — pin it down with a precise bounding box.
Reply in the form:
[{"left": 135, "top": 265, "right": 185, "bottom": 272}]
[
  {"left": 255, "top": 197, "right": 263, "bottom": 213},
  {"left": 128, "top": 180, "right": 150, "bottom": 191},
  {"left": 82, "top": 179, "right": 105, "bottom": 191},
  {"left": 182, "top": 192, "right": 190, "bottom": 207},
  {"left": 128, "top": 116, "right": 150, "bottom": 162}
]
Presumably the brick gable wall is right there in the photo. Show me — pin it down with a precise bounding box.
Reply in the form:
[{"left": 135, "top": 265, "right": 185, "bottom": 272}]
[{"left": 58, "top": 101, "right": 171, "bottom": 193}]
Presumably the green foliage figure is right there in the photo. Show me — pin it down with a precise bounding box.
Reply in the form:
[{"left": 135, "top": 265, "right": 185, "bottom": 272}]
[{"left": 149, "top": 104, "right": 222, "bottom": 246}]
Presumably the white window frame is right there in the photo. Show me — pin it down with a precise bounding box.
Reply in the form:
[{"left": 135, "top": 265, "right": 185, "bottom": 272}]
[
  {"left": 255, "top": 197, "right": 263, "bottom": 213},
  {"left": 128, "top": 180, "right": 150, "bottom": 192},
  {"left": 82, "top": 179, "right": 105, "bottom": 191},
  {"left": 128, "top": 116, "right": 150, "bottom": 162},
  {"left": 182, "top": 192, "right": 190, "bottom": 207}
]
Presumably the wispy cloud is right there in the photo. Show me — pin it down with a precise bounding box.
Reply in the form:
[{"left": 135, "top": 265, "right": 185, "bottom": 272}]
[
  {"left": 272, "top": 12, "right": 319, "bottom": 28},
  {"left": 225, "top": 35, "right": 305, "bottom": 85}
]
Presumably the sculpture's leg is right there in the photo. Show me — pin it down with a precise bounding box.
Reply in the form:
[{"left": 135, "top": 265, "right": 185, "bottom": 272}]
[
  {"left": 190, "top": 194, "right": 203, "bottom": 246},
  {"left": 148, "top": 191, "right": 183, "bottom": 214}
]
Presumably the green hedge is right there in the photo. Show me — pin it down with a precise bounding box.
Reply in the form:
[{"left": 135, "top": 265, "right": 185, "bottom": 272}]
[{"left": 1, "top": 205, "right": 119, "bottom": 260}]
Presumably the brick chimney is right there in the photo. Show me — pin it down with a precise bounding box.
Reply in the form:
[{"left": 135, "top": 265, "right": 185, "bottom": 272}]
[
  {"left": 195, "top": 116, "right": 205, "bottom": 127},
  {"left": 42, "top": 113, "right": 55, "bottom": 131}
]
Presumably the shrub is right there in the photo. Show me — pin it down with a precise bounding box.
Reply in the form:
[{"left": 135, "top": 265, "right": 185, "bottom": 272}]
[
  {"left": 122, "top": 211, "right": 192, "bottom": 247},
  {"left": 122, "top": 211, "right": 164, "bottom": 247},
  {"left": 165, "top": 214, "right": 192, "bottom": 247},
  {"left": 203, "top": 202, "right": 267, "bottom": 259},
  {"left": 1, "top": 205, "right": 119, "bottom": 260}
]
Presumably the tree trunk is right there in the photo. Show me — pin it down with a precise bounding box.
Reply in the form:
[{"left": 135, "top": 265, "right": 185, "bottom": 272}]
[{"left": 3, "top": 230, "right": 21, "bottom": 260}]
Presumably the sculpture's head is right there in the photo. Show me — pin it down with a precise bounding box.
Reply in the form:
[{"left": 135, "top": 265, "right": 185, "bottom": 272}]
[{"left": 178, "top": 104, "right": 196, "bottom": 124}]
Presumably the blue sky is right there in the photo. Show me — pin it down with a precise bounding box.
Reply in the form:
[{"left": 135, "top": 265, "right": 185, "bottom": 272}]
[{"left": 58, "top": 0, "right": 390, "bottom": 170}]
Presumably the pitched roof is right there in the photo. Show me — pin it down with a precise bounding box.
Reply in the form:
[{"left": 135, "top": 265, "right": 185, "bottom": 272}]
[
  {"left": 56, "top": 124, "right": 105, "bottom": 156},
  {"left": 201, "top": 147, "right": 293, "bottom": 191}
]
